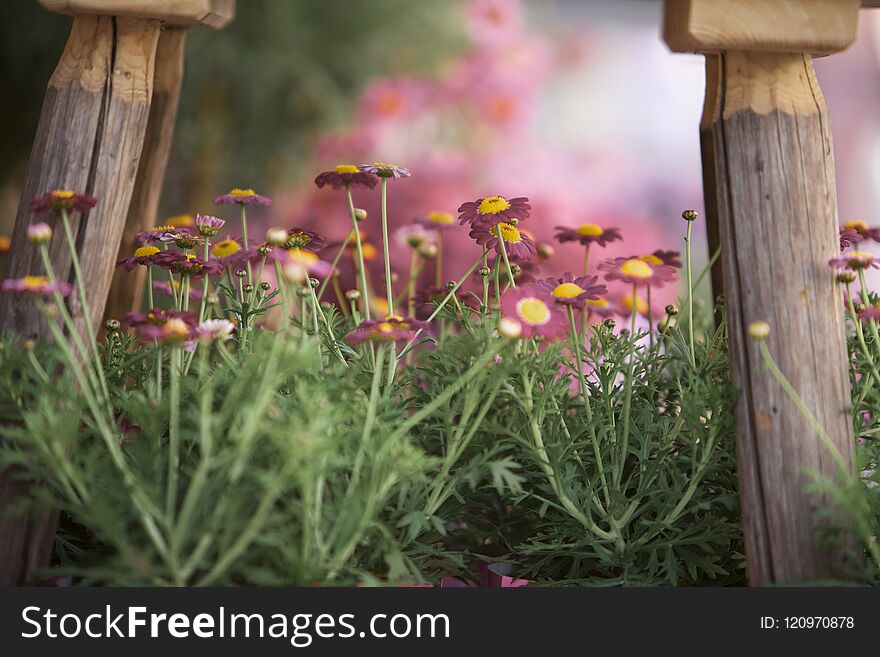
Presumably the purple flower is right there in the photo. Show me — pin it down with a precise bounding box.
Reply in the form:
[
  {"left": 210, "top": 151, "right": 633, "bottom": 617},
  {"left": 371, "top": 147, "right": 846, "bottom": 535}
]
[
  {"left": 315, "top": 164, "right": 378, "bottom": 190},
  {"left": 841, "top": 220, "right": 880, "bottom": 243},
  {"left": 554, "top": 223, "right": 622, "bottom": 247},
  {"left": 154, "top": 252, "right": 215, "bottom": 278},
  {"left": 284, "top": 227, "right": 328, "bottom": 252},
  {"left": 345, "top": 316, "right": 429, "bottom": 346},
  {"left": 458, "top": 196, "right": 531, "bottom": 227},
  {"left": 414, "top": 211, "right": 457, "bottom": 232},
  {"left": 26, "top": 222, "right": 53, "bottom": 244},
  {"left": 30, "top": 190, "right": 97, "bottom": 216},
  {"left": 469, "top": 221, "right": 536, "bottom": 259},
  {"left": 499, "top": 286, "right": 565, "bottom": 339},
  {"left": 646, "top": 249, "right": 682, "bottom": 269},
  {"left": 840, "top": 227, "right": 862, "bottom": 251},
  {"left": 212, "top": 188, "right": 272, "bottom": 206},
  {"left": 535, "top": 272, "right": 607, "bottom": 308},
  {"left": 829, "top": 251, "right": 880, "bottom": 271},
  {"left": 195, "top": 213, "right": 226, "bottom": 237},
  {"left": 357, "top": 162, "right": 411, "bottom": 179},
  {"left": 2, "top": 276, "right": 72, "bottom": 297},
  {"left": 117, "top": 245, "right": 163, "bottom": 271},
  {"left": 125, "top": 309, "right": 197, "bottom": 343},
  {"left": 599, "top": 256, "right": 678, "bottom": 288}
]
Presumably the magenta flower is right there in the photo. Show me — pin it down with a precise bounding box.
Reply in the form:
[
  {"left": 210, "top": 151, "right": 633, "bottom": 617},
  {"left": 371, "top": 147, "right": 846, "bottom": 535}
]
[
  {"left": 414, "top": 211, "right": 457, "bottom": 232},
  {"left": 117, "top": 245, "right": 163, "bottom": 271},
  {"left": 645, "top": 249, "right": 682, "bottom": 269},
  {"left": 599, "top": 256, "right": 678, "bottom": 288},
  {"left": 30, "top": 189, "right": 97, "bottom": 216},
  {"left": 195, "top": 319, "right": 235, "bottom": 343},
  {"left": 282, "top": 248, "right": 333, "bottom": 283},
  {"left": 554, "top": 223, "right": 622, "bottom": 247},
  {"left": 535, "top": 273, "right": 606, "bottom": 309},
  {"left": 499, "top": 286, "right": 565, "bottom": 339},
  {"left": 469, "top": 221, "right": 536, "bottom": 259},
  {"left": 125, "top": 309, "right": 197, "bottom": 343},
  {"left": 840, "top": 227, "right": 862, "bottom": 251},
  {"left": 357, "top": 162, "right": 411, "bottom": 179},
  {"left": 154, "top": 252, "right": 215, "bottom": 278},
  {"left": 135, "top": 224, "right": 186, "bottom": 245},
  {"left": 315, "top": 164, "right": 378, "bottom": 190},
  {"left": 841, "top": 220, "right": 880, "bottom": 243},
  {"left": 828, "top": 250, "right": 880, "bottom": 271},
  {"left": 458, "top": 195, "right": 531, "bottom": 227},
  {"left": 195, "top": 213, "right": 226, "bottom": 237},
  {"left": 345, "top": 315, "right": 429, "bottom": 346},
  {"left": 212, "top": 187, "right": 272, "bottom": 207},
  {"left": 26, "top": 222, "right": 53, "bottom": 244},
  {"left": 2, "top": 275, "right": 72, "bottom": 297},
  {"left": 284, "top": 227, "right": 328, "bottom": 252}
]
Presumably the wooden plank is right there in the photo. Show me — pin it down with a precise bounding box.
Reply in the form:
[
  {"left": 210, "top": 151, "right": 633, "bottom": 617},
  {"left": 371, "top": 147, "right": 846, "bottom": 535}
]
[
  {"left": 664, "top": 0, "right": 860, "bottom": 54},
  {"left": 698, "top": 55, "right": 724, "bottom": 304},
  {"left": 104, "top": 26, "right": 186, "bottom": 323},
  {"left": 707, "top": 51, "right": 855, "bottom": 583},
  {"left": 38, "top": 0, "right": 234, "bottom": 27},
  {"left": 0, "top": 14, "right": 161, "bottom": 586}
]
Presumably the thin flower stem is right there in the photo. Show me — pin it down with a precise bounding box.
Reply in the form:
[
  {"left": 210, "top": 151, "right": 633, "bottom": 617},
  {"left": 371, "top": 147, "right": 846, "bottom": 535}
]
[
  {"left": 60, "top": 208, "right": 109, "bottom": 402},
  {"left": 647, "top": 285, "right": 654, "bottom": 352},
  {"left": 845, "top": 283, "right": 880, "bottom": 392},
  {"left": 274, "top": 261, "right": 289, "bottom": 326},
  {"left": 396, "top": 252, "right": 485, "bottom": 362},
  {"left": 198, "top": 239, "right": 210, "bottom": 323},
  {"left": 379, "top": 178, "right": 394, "bottom": 316},
  {"left": 345, "top": 184, "right": 371, "bottom": 320},
  {"left": 308, "top": 283, "right": 347, "bottom": 366},
  {"left": 582, "top": 243, "right": 591, "bottom": 336},
  {"left": 166, "top": 346, "right": 182, "bottom": 520},
  {"left": 481, "top": 246, "right": 489, "bottom": 311},
  {"left": 406, "top": 250, "right": 419, "bottom": 319},
  {"left": 615, "top": 283, "right": 639, "bottom": 489},
  {"left": 147, "top": 267, "right": 154, "bottom": 310},
  {"left": 240, "top": 205, "right": 254, "bottom": 285},
  {"left": 684, "top": 219, "right": 696, "bottom": 367},
  {"left": 496, "top": 231, "right": 516, "bottom": 289},
  {"left": 316, "top": 226, "right": 354, "bottom": 302},
  {"left": 566, "top": 306, "right": 610, "bottom": 506}
]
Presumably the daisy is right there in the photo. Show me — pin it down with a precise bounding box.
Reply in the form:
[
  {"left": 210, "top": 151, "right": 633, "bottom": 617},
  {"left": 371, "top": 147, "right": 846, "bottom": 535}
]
[
  {"left": 284, "top": 227, "right": 327, "bottom": 252},
  {"left": 283, "top": 248, "right": 333, "bottom": 283},
  {"left": 26, "top": 222, "right": 53, "bottom": 244},
  {"left": 458, "top": 195, "right": 531, "bottom": 227},
  {"left": 154, "top": 252, "right": 214, "bottom": 278},
  {"left": 195, "top": 319, "right": 235, "bottom": 343},
  {"left": 642, "top": 249, "right": 682, "bottom": 269},
  {"left": 469, "top": 221, "right": 536, "bottom": 259},
  {"left": 395, "top": 224, "right": 435, "bottom": 249},
  {"left": 357, "top": 162, "right": 411, "bottom": 179},
  {"left": 841, "top": 219, "right": 880, "bottom": 243},
  {"left": 212, "top": 187, "right": 272, "bottom": 207},
  {"left": 584, "top": 295, "right": 616, "bottom": 319},
  {"left": 554, "top": 223, "right": 622, "bottom": 247},
  {"left": 828, "top": 251, "right": 880, "bottom": 271},
  {"left": 840, "top": 227, "right": 862, "bottom": 251},
  {"left": 135, "top": 224, "right": 181, "bottom": 244},
  {"left": 2, "top": 275, "right": 72, "bottom": 297},
  {"left": 499, "top": 286, "right": 565, "bottom": 339},
  {"left": 535, "top": 273, "right": 606, "bottom": 308},
  {"left": 195, "top": 213, "right": 225, "bottom": 237},
  {"left": 117, "top": 245, "right": 163, "bottom": 271},
  {"left": 159, "top": 229, "right": 202, "bottom": 250},
  {"left": 209, "top": 237, "right": 250, "bottom": 269},
  {"left": 314, "top": 164, "right": 378, "bottom": 190},
  {"left": 345, "top": 315, "right": 429, "bottom": 346},
  {"left": 415, "top": 211, "right": 456, "bottom": 231},
  {"left": 599, "top": 256, "right": 678, "bottom": 288},
  {"left": 30, "top": 189, "right": 97, "bottom": 216}
]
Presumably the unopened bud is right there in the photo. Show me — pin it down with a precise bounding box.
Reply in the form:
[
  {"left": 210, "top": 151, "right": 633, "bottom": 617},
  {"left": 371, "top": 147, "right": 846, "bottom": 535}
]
[
  {"left": 244, "top": 284, "right": 254, "bottom": 294},
  {"left": 309, "top": 278, "right": 319, "bottom": 289},
  {"left": 258, "top": 245, "right": 271, "bottom": 256},
  {"left": 105, "top": 319, "right": 121, "bottom": 332},
  {"left": 266, "top": 227, "right": 288, "bottom": 247},
  {"left": 418, "top": 243, "right": 438, "bottom": 259},
  {"left": 537, "top": 243, "right": 554, "bottom": 259},
  {"left": 681, "top": 209, "right": 698, "bottom": 222},
  {"left": 353, "top": 208, "right": 368, "bottom": 222},
  {"left": 837, "top": 271, "right": 856, "bottom": 284},
  {"left": 748, "top": 320, "right": 770, "bottom": 339},
  {"left": 498, "top": 317, "right": 522, "bottom": 339},
  {"left": 603, "top": 318, "right": 616, "bottom": 330},
  {"left": 665, "top": 304, "right": 679, "bottom": 316},
  {"left": 345, "top": 289, "right": 361, "bottom": 301},
  {"left": 297, "top": 286, "right": 310, "bottom": 297},
  {"left": 478, "top": 266, "right": 491, "bottom": 277},
  {"left": 235, "top": 269, "right": 247, "bottom": 278},
  {"left": 509, "top": 263, "right": 522, "bottom": 277},
  {"left": 27, "top": 222, "right": 53, "bottom": 244},
  {"left": 446, "top": 281, "right": 456, "bottom": 291}
]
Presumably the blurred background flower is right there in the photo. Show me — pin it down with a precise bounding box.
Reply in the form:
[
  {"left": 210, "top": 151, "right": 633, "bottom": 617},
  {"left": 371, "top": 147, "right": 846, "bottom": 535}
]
[{"left": 4, "top": 0, "right": 880, "bottom": 302}]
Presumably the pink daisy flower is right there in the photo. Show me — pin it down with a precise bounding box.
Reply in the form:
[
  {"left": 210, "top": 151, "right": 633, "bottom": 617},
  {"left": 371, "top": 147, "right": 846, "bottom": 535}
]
[
  {"left": 469, "top": 221, "right": 536, "bottom": 259},
  {"left": 458, "top": 195, "right": 531, "bottom": 227},
  {"left": 599, "top": 256, "right": 678, "bottom": 288},
  {"left": 30, "top": 189, "right": 97, "bottom": 216},
  {"left": 499, "top": 286, "right": 565, "bottom": 339},
  {"left": 212, "top": 187, "right": 272, "bottom": 207},
  {"left": 2, "top": 275, "right": 72, "bottom": 297},
  {"left": 535, "top": 273, "right": 606, "bottom": 309}
]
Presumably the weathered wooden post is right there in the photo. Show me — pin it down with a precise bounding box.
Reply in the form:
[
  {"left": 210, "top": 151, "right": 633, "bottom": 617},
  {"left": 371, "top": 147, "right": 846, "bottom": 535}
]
[
  {"left": 664, "top": 0, "right": 863, "bottom": 583},
  {"left": 0, "top": 0, "right": 233, "bottom": 586}
]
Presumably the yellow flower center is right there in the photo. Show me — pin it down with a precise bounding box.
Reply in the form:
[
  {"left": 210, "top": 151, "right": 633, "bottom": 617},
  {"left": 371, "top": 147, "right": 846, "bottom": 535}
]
[
  {"left": 167, "top": 214, "right": 193, "bottom": 227},
  {"left": 586, "top": 297, "right": 609, "bottom": 309},
  {"left": 639, "top": 254, "right": 663, "bottom": 266},
  {"left": 50, "top": 190, "right": 75, "bottom": 199},
  {"left": 427, "top": 211, "right": 454, "bottom": 225},
  {"left": 163, "top": 318, "right": 190, "bottom": 337},
  {"left": 620, "top": 258, "right": 653, "bottom": 279},
  {"left": 151, "top": 224, "right": 173, "bottom": 232},
  {"left": 184, "top": 253, "right": 197, "bottom": 262},
  {"left": 134, "top": 246, "right": 160, "bottom": 257},
  {"left": 576, "top": 223, "right": 603, "bottom": 237},
  {"left": 478, "top": 196, "right": 511, "bottom": 215},
  {"left": 378, "top": 322, "right": 395, "bottom": 333},
  {"left": 335, "top": 164, "right": 359, "bottom": 174},
  {"left": 228, "top": 188, "right": 256, "bottom": 198},
  {"left": 851, "top": 251, "right": 874, "bottom": 260},
  {"left": 373, "top": 162, "right": 394, "bottom": 169},
  {"left": 622, "top": 293, "right": 649, "bottom": 316},
  {"left": 212, "top": 240, "right": 241, "bottom": 258},
  {"left": 492, "top": 222, "right": 522, "bottom": 243},
  {"left": 844, "top": 220, "right": 869, "bottom": 233},
  {"left": 22, "top": 276, "right": 49, "bottom": 289},
  {"left": 288, "top": 248, "right": 318, "bottom": 266},
  {"left": 552, "top": 282, "right": 585, "bottom": 299},
  {"left": 361, "top": 243, "right": 378, "bottom": 261},
  {"left": 516, "top": 298, "right": 551, "bottom": 325}
]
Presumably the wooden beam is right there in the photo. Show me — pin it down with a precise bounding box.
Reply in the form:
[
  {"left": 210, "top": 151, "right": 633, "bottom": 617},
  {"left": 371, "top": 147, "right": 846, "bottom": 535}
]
[
  {"left": 103, "top": 26, "right": 187, "bottom": 324},
  {"left": 38, "top": 0, "right": 234, "bottom": 27}
]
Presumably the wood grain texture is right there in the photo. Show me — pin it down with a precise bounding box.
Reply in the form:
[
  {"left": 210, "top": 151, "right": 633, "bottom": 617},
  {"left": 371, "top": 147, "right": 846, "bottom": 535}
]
[
  {"left": 699, "top": 55, "right": 724, "bottom": 304},
  {"left": 0, "top": 14, "right": 160, "bottom": 585},
  {"left": 104, "top": 26, "right": 186, "bottom": 324},
  {"left": 664, "top": 0, "right": 860, "bottom": 54},
  {"left": 707, "top": 51, "right": 855, "bottom": 583},
  {"left": 38, "top": 0, "right": 234, "bottom": 28}
]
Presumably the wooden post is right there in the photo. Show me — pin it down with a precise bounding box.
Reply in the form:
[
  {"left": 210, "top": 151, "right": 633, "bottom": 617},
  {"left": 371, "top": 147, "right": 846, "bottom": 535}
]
[
  {"left": 103, "top": 26, "right": 187, "bottom": 322},
  {"left": 0, "top": 0, "right": 233, "bottom": 586},
  {"left": 664, "top": 0, "right": 860, "bottom": 583}
]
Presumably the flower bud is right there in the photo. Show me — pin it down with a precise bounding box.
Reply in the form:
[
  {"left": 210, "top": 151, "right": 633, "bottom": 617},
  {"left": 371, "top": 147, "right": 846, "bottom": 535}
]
[
  {"left": 105, "top": 319, "right": 121, "bottom": 333},
  {"left": 244, "top": 283, "right": 255, "bottom": 294},
  {"left": 748, "top": 320, "right": 770, "bottom": 339},
  {"left": 478, "top": 266, "right": 491, "bottom": 277},
  {"left": 854, "top": 302, "right": 867, "bottom": 314},
  {"left": 345, "top": 289, "right": 361, "bottom": 301},
  {"left": 207, "top": 293, "right": 220, "bottom": 306},
  {"left": 297, "top": 286, "right": 311, "bottom": 297},
  {"left": 537, "top": 243, "right": 554, "bottom": 259},
  {"left": 446, "top": 281, "right": 456, "bottom": 291},
  {"left": 26, "top": 222, "right": 53, "bottom": 244},
  {"left": 418, "top": 243, "right": 438, "bottom": 259},
  {"left": 24, "top": 339, "right": 36, "bottom": 351},
  {"left": 497, "top": 317, "right": 522, "bottom": 339},
  {"left": 837, "top": 271, "right": 856, "bottom": 284},
  {"left": 507, "top": 217, "right": 519, "bottom": 226},
  {"left": 309, "top": 278, "right": 319, "bottom": 288},
  {"left": 258, "top": 245, "right": 271, "bottom": 256},
  {"left": 665, "top": 304, "right": 679, "bottom": 316},
  {"left": 235, "top": 269, "right": 247, "bottom": 278},
  {"left": 260, "top": 281, "right": 271, "bottom": 291},
  {"left": 603, "top": 318, "right": 616, "bottom": 330},
  {"left": 681, "top": 209, "right": 698, "bottom": 222},
  {"left": 509, "top": 263, "right": 522, "bottom": 277},
  {"left": 266, "top": 227, "right": 288, "bottom": 247},
  {"left": 353, "top": 208, "right": 368, "bottom": 222}
]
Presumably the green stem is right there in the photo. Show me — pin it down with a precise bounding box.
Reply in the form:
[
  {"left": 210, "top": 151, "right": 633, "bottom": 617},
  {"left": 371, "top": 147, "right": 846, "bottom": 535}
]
[
  {"left": 147, "top": 266, "right": 154, "bottom": 310},
  {"left": 379, "top": 178, "right": 394, "bottom": 316},
  {"left": 684, "top": 219, "right": 696, "bottom": 367},
  {"left": 166, "top": 347, "right": 181, "bottom": 520},
  {"left": 198, "top": 239, "right": 210, "bottom": 323},
  {"left": 496, "top": 230, "right": 516, "bottom": 288},
  {"left": 345, "top": 184, "right": 371, "bottom": 320},
  {"left": 240, "top": 205, "right": 254, "bottom": 284},
  {"left": 615, "top": 284, "right": 639, "bottom": 489}
]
